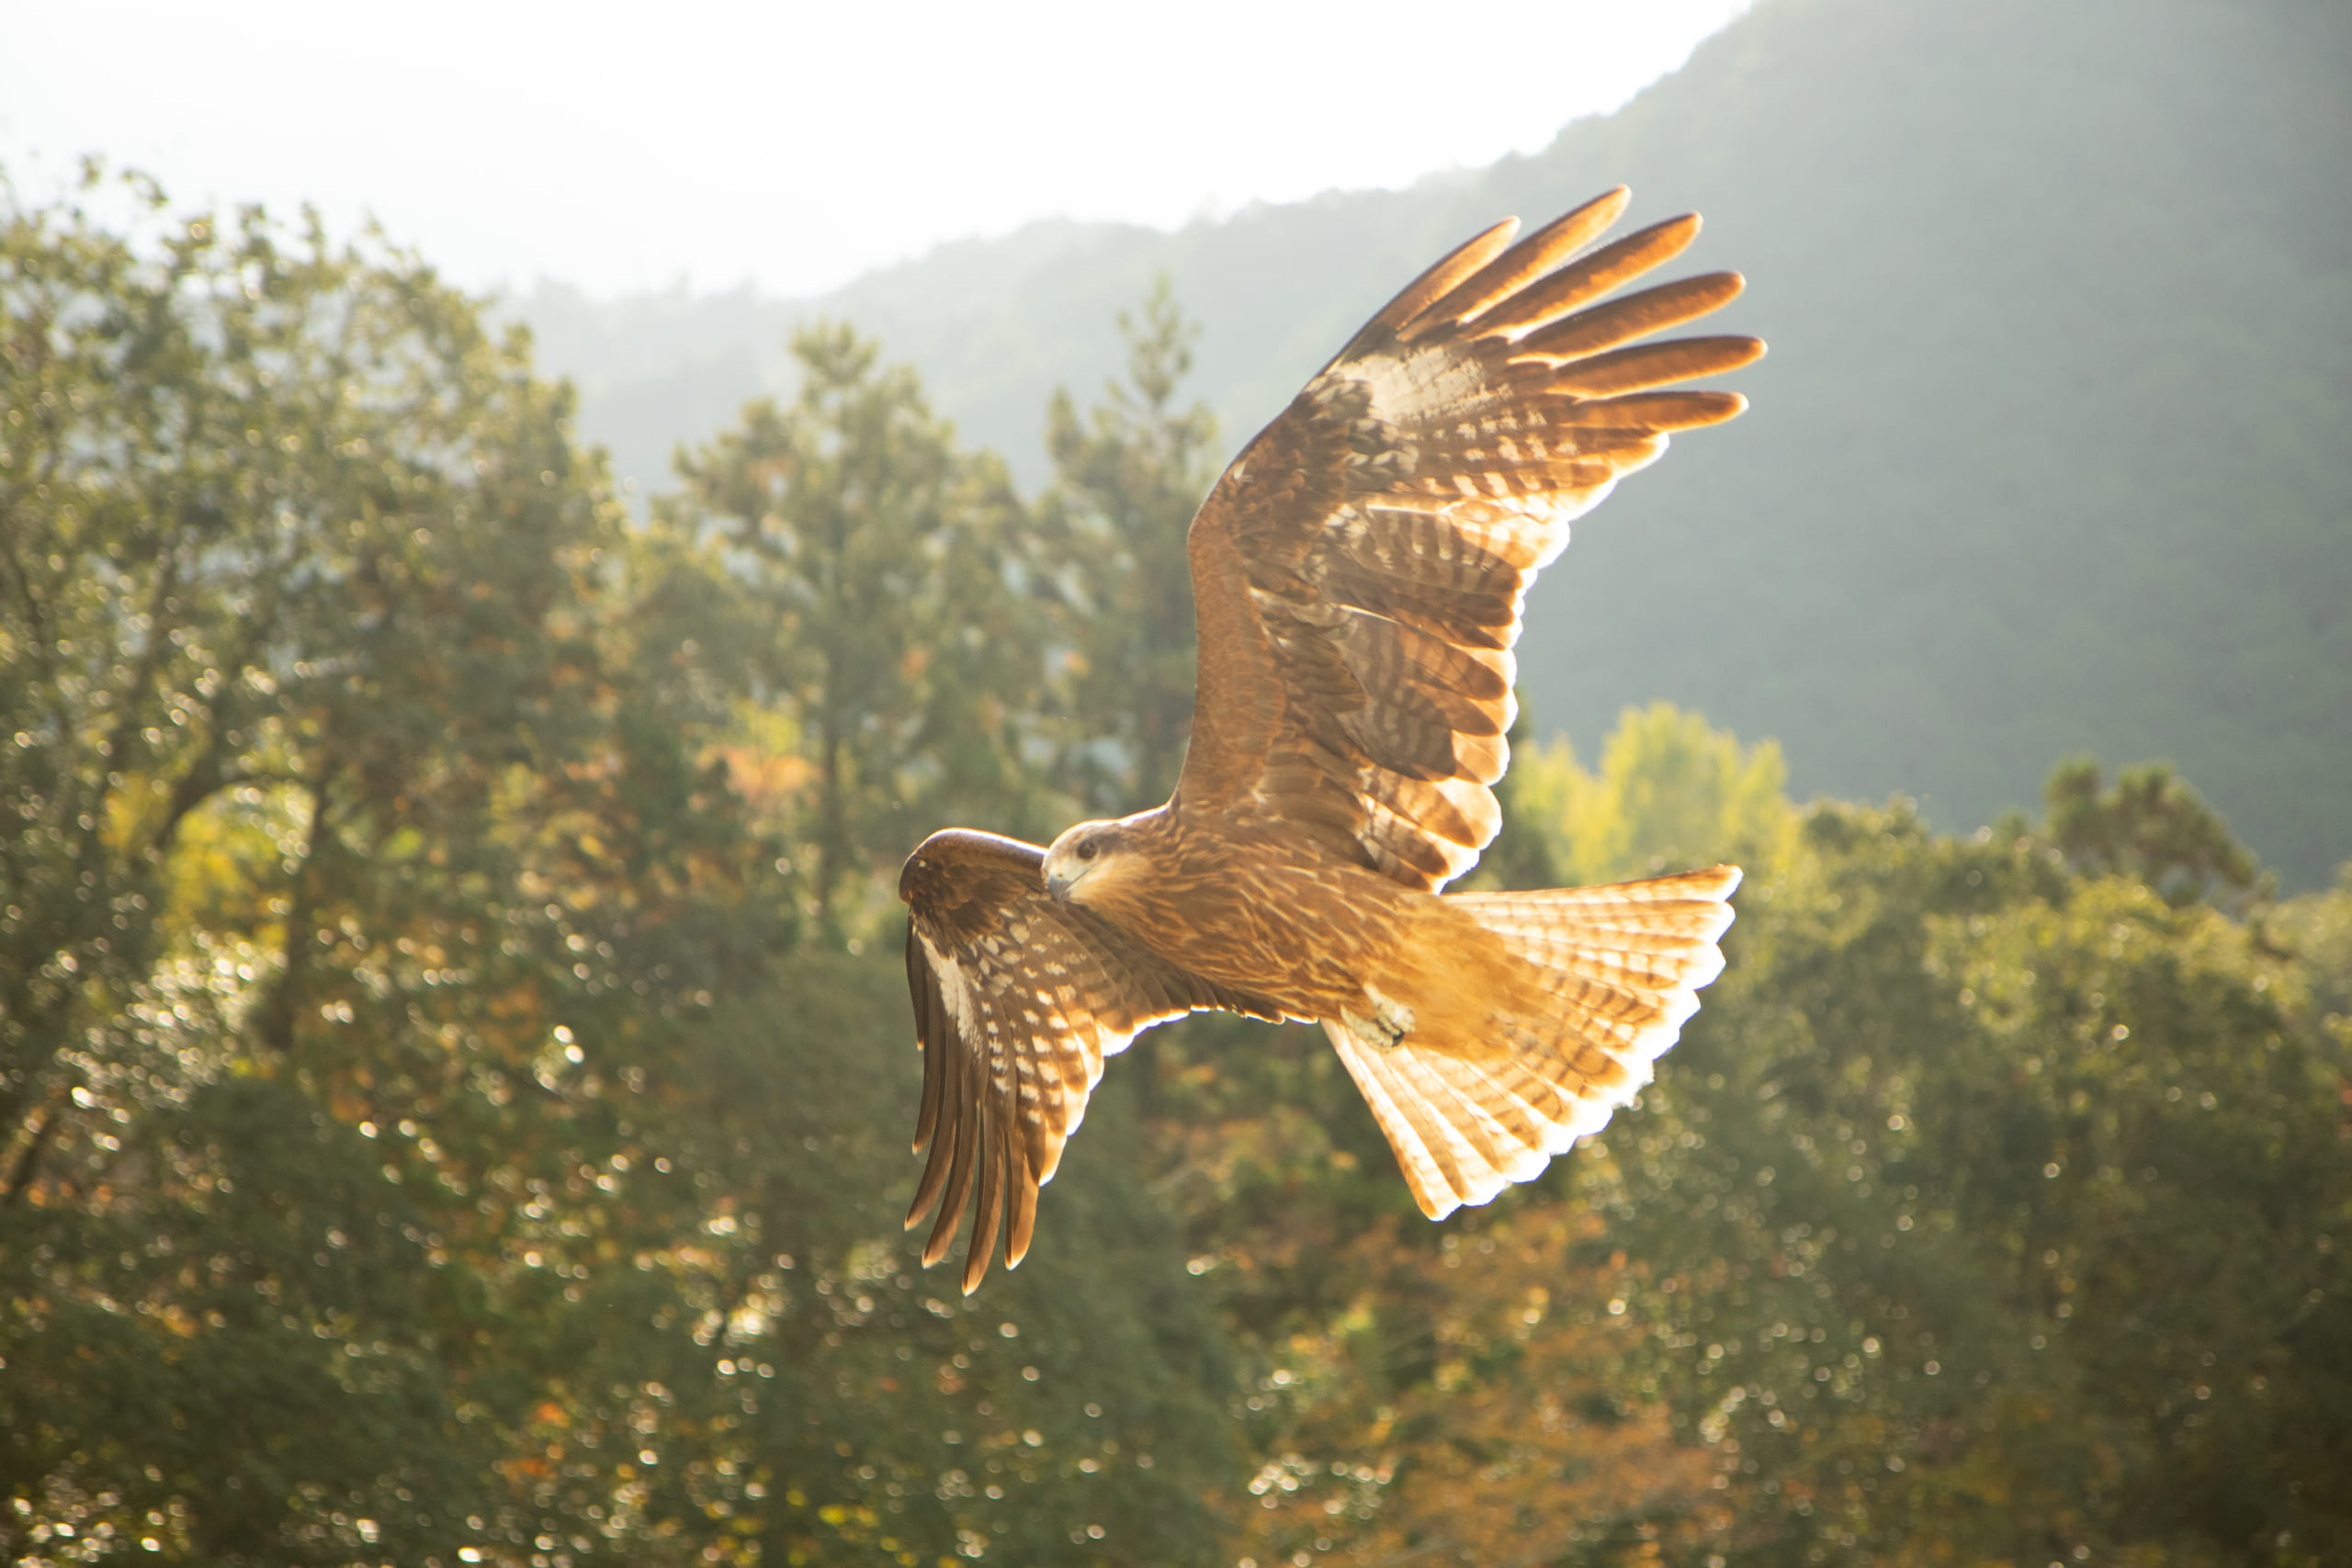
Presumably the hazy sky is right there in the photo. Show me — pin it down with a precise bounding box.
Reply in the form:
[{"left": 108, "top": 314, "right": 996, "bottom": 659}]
[{"left": 2, "top": 0, "right": 1753, "bottom": 299}]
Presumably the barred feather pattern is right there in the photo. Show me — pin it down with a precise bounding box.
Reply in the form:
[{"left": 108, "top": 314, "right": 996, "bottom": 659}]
[
  {"left": 1327, "top": 865, "right": 1742, "bottom": 1219},
  {"left": 899, "top": 829, "right": 1280, "bottom": 1292},
  {"left": 1179, "top": 187, "right": 1762, "bottom": 891},
  {"left": 894, "top": 192, "right": 1761, "bottom": 1291}
]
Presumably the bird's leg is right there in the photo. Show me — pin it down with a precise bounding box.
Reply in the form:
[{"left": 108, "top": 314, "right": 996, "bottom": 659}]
[{"left": 1342, "top": 985, "right": 1418, "bottom": 1051}]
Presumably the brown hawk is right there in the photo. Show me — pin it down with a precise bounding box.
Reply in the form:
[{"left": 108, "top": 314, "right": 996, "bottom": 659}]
[{"left": 899, "top": 186, "right": 1759, "bottom": 1292}]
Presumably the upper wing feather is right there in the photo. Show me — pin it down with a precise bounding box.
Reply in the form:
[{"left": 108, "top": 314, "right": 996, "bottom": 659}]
[
  {"left": 1175, "top": 188, "right": 1763, "bottom": 888},
  {"left": 898, "top": 829, "right": 1280, "bottom": 1292}
]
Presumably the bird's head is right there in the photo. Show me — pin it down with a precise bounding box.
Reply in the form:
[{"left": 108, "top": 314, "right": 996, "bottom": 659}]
[{"left": 1041, "top": 813, "right": 1151, "bottom": 906}]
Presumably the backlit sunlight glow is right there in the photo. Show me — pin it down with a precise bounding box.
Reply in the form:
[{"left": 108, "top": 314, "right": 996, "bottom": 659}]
[{"left": 0, "top": 0, "right": 1753, "bottom": 297}]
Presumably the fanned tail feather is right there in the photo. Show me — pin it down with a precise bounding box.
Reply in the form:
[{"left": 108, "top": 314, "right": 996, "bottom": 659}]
[{"left": 1326, "top": 864, "right": 1741, "bottom": 1220}]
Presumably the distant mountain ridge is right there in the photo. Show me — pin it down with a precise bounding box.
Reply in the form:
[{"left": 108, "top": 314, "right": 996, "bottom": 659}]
[{"left": 514, "top": 0, "right": 2352, "bottom": 885}]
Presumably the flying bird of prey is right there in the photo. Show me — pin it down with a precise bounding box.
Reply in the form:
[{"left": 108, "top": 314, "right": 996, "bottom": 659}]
[{"left": 899, "top": 186, "right": 1760, "bottom": 1292}]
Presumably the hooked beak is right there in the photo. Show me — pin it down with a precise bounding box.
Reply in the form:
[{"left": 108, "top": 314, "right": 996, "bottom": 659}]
[{"left": 1044, "top": 853, "right": 1097, "bottom": 902}]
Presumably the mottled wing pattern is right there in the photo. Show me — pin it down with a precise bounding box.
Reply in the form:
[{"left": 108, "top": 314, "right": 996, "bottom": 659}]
[
  {"left": 1329, "top": 865, "right": 1742, "bottom": 1218},
  {"left": 1178, "top": 188, "right": 1761, "bottom": 888},
  {"left": 899, "top": 829, "right": 1281, "bottom": 1292}
]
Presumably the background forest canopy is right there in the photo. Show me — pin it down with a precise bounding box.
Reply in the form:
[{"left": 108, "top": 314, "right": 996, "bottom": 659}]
[{"left": 3, "top": 152, "right": 2349, "bottom": 1568}]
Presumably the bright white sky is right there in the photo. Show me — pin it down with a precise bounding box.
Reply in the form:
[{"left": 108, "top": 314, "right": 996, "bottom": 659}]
[{"left": 1, "top": 0, "right": 1754, "bottom": 299}]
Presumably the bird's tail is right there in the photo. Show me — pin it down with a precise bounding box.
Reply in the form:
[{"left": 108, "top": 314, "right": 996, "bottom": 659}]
[{"left": 1326, "top": 865, "right": 1741, "bottom": 1219}]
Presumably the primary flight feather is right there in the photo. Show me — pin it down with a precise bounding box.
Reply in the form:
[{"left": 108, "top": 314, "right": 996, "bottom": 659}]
[{"left": 899, "top": 186, "right": 1760, "bottom": 1292}]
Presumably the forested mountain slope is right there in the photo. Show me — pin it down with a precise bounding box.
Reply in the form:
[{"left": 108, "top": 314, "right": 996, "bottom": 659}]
[{"left": 518, "top": 0, "right": 2352, "bottom": 883}]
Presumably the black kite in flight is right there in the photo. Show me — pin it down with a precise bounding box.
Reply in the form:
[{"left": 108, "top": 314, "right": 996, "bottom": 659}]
[{"left": 900, "top": 186, "right": 1759, "bottom": 1292}]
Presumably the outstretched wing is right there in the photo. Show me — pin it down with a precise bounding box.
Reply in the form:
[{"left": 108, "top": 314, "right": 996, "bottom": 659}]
[
  {"left": 898, "top": 829, "right": 1281, "bottom": 1292},
  {"left": 1176, "top": 187, "right": 1762, "bottom": 888}
]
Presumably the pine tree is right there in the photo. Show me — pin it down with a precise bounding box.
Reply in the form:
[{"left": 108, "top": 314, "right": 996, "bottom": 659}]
[
  {"left": 662, "top": 322, "right": 1050, "bottom": 932},
  {"left": 1039, "top": 279, "right": 1217, "bottom": 812}
]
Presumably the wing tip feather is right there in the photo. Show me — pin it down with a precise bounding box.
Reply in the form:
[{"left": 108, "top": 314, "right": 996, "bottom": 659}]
[{"left": 1367, "top": 216, "right": 1523, "bottom": 337}]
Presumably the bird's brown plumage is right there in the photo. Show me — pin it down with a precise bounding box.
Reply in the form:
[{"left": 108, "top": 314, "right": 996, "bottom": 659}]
[{"left": 901, "top": 187, "right": 1758, "bottom": 1291}]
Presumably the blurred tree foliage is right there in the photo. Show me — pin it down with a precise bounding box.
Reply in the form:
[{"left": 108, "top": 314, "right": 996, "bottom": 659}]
[
  {"left": 1186, "top": 723, "right": 2350, "bottom": 1568},
  {"left": 2040, "top": 756, "right": 2265, "bottom": 910},
  {"left": 0, "top": 172, "right": 1231, "bottom": 1568},
  {"left": 1036, "top": 279, "right": 1218, "bottom": 813},
  {"left": 659, "top": 325, "right": 1052, "bottom": 931},
  {"left": 1504, "top": 703, "right": 1799, "bottom": 888},
  {"left": 4, "top": 173, "right": 2346, "bottom": 1568}
]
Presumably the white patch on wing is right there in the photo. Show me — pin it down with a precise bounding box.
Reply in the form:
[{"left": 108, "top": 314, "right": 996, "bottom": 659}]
[
  {"left": 1339, "top": 344, "right": 1500, "bottom": 429},
  {"left": 922, "top": 932, "right": 985, "bottom": 1047}
]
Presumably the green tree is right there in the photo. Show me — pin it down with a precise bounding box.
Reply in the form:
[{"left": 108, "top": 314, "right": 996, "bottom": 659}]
[
  {"left": 2270, "top": 864, "right": 2352, "bottom": 1039},
  {"left": 1, "top": 169, "right": 1248, "bottom": 1568},
  {"left": 0, "top": 164, "right": 659, "bottom": 1562},
  {"left": 1039, "top": 280, "right": 1217, "bottom": 811},
  {"left": 2043, "top": 755, "right": 2266, "bottom": 908},
  {"left": 1504, "top": 701, "right": 1798, "bottom": 886},
  {"left": 661, "top": 323, "right": 1050, "bottom": 933},
  {"left": 647, "top": 316, "right": 1249, "bottom": 1564},
  {"left": 1596, "top": 787, "right": 2351, "bottom": 1564}
]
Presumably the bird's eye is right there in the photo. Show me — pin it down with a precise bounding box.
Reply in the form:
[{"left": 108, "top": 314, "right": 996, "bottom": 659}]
[{"left": 1077, "top": 840, "right": 1098, "bottom": 862}]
